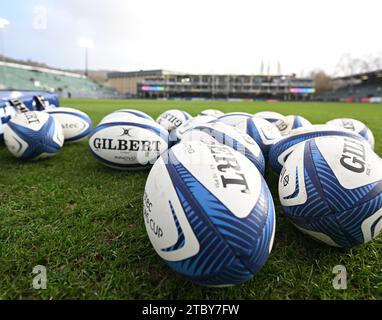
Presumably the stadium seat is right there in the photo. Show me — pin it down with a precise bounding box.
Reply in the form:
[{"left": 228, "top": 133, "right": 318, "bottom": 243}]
[{"left": 0, "top": 65, "right": 119, "bottom": 98}]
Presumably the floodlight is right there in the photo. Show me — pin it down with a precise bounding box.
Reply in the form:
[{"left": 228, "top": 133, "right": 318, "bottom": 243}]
[
  {"left": 0, "top": 18, "right": 10, "bottom": 29},
  {"left": 78, "top": 37, "right": 94, "bottom": 49},
  {"left": 77, "top": 37, "right": 94, "bottom": 76}
]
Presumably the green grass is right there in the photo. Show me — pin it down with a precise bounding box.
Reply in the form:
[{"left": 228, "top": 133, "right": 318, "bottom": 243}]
[{"left": 1, "top": 99, "right": 382, "bottom": 299}]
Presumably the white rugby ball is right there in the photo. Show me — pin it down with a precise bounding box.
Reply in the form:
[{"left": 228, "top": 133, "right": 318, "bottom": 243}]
[
  {"left": 216, "top": 112, "right": 252, "bottom": 128},
  {"left": 143, "top": 140, "right": 275, "bottom": 286},
  {"left": 199, "top": 109, "right": 224, "bottom": 117},
  {"left": 101, "top": 109, "right": 154, "bottom": 123},
  {"left": 254, "top": 111, "right": 284, "bottom": 123},
  {"left": 173, "top": 115, "right": 216, "bottom": 142},
  {"left": 246, "top": 117, "right": 282, "bottom": 156},
  {"left": 4, "top": 111, "right": 64, "bottom": 160},
  {"left": 326, "top": 118, "right": 375, "bottom": 149},
  {"left": 88, "top": 117, "right": 169, "bottom": 170},
  {"left": 216, "top": 114, "right": 281, "bottom": 156},
  {"left": 47, "top": 107, "right": 92, "bottom": 143},
  {"left": 181, "top": 121, "right": 266, "bottom": 175},
  {"left": 156, "top": 109, "right": 192, "bottom": 131},
  {"left": 274, "top": 115, "right": 312, "bottom": 136},
  {"left": 100, "top": 113, "right": 140, "bottom": 124}
]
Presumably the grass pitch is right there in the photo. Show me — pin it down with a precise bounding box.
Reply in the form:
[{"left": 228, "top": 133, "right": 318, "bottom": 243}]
[{"left": 0, "top": 99, "right": 381, "bottom": 299}]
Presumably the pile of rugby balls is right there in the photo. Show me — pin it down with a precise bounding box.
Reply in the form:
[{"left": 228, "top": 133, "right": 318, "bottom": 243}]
[
  {"left": 89, "top": 107, "right": 382, "bottom": 286},
  {"left": 140, "top": 109, "right": 382, "bottom": 287},
  {"left": 2, "top": 104, "right": 92, "bottom": 160}
]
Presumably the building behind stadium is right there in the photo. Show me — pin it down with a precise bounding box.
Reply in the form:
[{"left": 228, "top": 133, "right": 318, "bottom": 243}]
[{"left": 107, "top": 70, "right": 315, "bottom": 100}]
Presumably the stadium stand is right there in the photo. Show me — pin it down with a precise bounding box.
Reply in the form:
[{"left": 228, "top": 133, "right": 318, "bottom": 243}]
[
  {"left": 108, "top": 70, "right": 315, "bottom": 100},
  {"left": 320, "top": 70, "right": 382, "bottom": 102},
  {"left": 0, "top": 61, "right": 120, "bottom": 98}
]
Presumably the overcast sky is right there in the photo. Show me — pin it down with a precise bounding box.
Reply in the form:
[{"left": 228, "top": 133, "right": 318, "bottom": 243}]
[{"left": 1, "top": 0, "right": 381, "bottom": 75}]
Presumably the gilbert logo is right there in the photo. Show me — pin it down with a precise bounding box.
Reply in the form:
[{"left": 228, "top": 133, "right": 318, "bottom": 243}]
[
  {"left": 283, "top": 174, "right": 290, "bottom": 187},
  {"left": 207, "top": 144, "right": 250, "bottom": 194},
  {"left": 276, "top": 120, "right": 288, "bottom": 131},
  {"left": 93, "top": 138, "right": 161, "bottom": 152},
  {"left": 120, "top": 128, "right": 133, "bottom": 137},
  {"left": 25, "top": 112, "right": 40, "bottom": 125},
  {"left": 339, "top": 138, "right": 366, "bottom": 173},
  {"left": 162, "top": 113, "right": 182, "bottom": 127}
]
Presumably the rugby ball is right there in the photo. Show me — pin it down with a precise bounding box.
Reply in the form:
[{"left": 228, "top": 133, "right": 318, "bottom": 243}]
[
  {"left": 216, "top": 115, "right": 281, "bottom": 156},
  {"left": 88, "top": 117, "right": 169, "bottom": 170},
  {"left": 101, "top": 109, "right": 154, "bottom": 123},
  {"left": 3, "top": 111, "right": 64, "bottom": 160},
  {"left": 100, "top": 113, "right": 140, "bottom": 125},
  {"left": 199, "top": 109, "right": 224, "bottom": 117},
  {"left": 144, "top": 140, "right": 275, "bottom": 286},
  {"left": 181, "top": 121, "right": 266, "bottom": 175},
  {"left": 279, "top": 136, "right": 382, "bottom": 247},
  {"left": 173, "top": 115, "right": 216, "bottom": 142},
  {"left": 269, "top": 125, "right": 366, "bottom": 174},
  {"left": 0, "top": 103, "right": 17, "bottom": 140},
  {"left": 326, "top": 118, "right": 375, "bottom": 149},
  {"left": 47, "top": 107, "right": 92, "bottom": 143},
  {"left": 254, "top": 111, "right": 284, "bottom": 123},
  {"left": 157, "top": 109, "right": 192, "bottom": 131},
  {"left": 274, "top": 115, "right": 312, "bottom": 136},
  {"left": 216, "top": 112, "right": 252, "bottom": 128},
  {"left": 246, "top": 117, "right": 282, "bottom": 157}
]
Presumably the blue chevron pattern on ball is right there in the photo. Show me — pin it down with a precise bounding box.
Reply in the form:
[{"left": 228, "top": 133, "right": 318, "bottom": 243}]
[
  {"left": 279, "top": 136, "right": 382, "bottom": 247},
  {"left": 269, "top": 126, "right": 366, "bottom": 174},
  {"left": 4, "top": 112, "right": 63, "bottom": 160},
  {"left": 164, "top": 151, "right": 274, "bottom": 285},
  {"left": 143, "top": 141, "right": 275, "bottom": 286},
  {"left": 246, "top": 117, "right": 281, "bottom": 158},
  {"left": 360, "top": 126, "right": 374, "bottom": 147}
]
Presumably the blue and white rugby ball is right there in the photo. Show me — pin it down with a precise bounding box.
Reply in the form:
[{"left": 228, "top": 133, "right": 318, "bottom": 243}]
[
  {"left": 245, "top": 117, "right": 282, "bottom": 157},
  {"left": 279, "top": 136, "right": 382, "bottom": 247},
  {"left": 173, "top": 115, "right": 217, "bottom": 142},
  {"left": 156, "top": 109, "right": 192, "bottom": 131},
  {"left": 274, "top": 115, "right": 312, "bottom": 136},
  {"left": 254, "top": 111, "right": 284, "bottom": 123},
  {"left": 326, "top": 118, "right": 375, "bottom": 149},
  {"left": 216, "top": 114, "right": 281, "bottom": 156},
  {"left": 88, "top": 117, "right": 169, "bottom": 170},
  {"left": 216, "top": 112, "right": 252, "bottom": 128},
  {"left": 3, "top": 111, "right": 64, "bottom": 160},
  {"left": 101, "top": 109, "right": 154, "bottom": 123},
  {"left": 268, "top": 125, "right": 365, "bottom": 174},
  {"left": 144, "top": 140, "right": 275, "bottom": 286},
  {"left": 0, "top": 103, "right": 17, "bottom": 140},
  {"left": 199, "top": 109, "right": 224, "bottom": 117},
  {"left": 181, "top": 121, "right": 266, "bottom": 175},
  {"left": 47, "top": 107, "right": 92, "bottom": 143}
]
